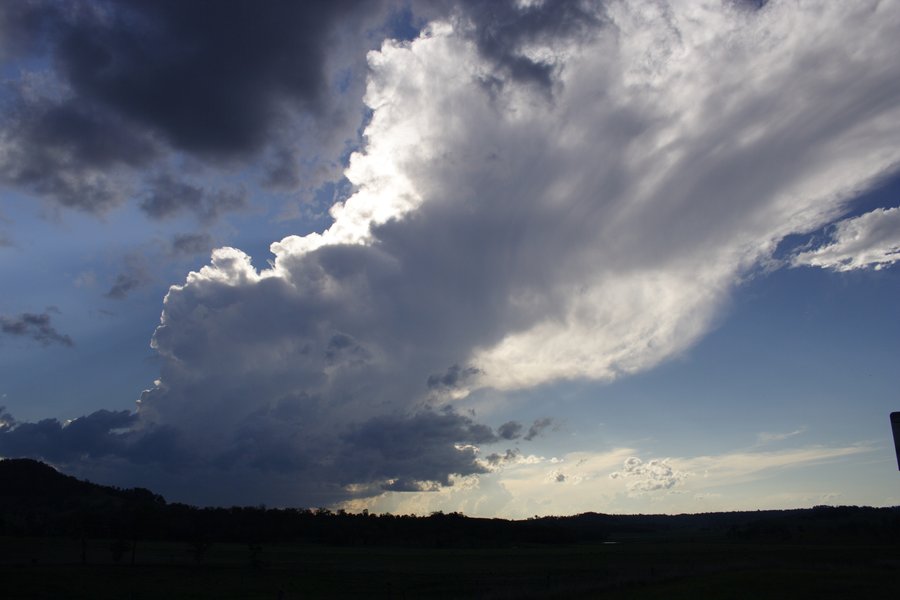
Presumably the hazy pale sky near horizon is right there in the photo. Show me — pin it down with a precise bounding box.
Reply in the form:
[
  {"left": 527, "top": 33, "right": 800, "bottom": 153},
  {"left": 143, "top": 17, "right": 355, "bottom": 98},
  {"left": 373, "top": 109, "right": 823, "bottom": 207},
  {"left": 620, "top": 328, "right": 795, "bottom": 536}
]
[{"left": 1, "top": 0, "right": 899, "bottom": 517}]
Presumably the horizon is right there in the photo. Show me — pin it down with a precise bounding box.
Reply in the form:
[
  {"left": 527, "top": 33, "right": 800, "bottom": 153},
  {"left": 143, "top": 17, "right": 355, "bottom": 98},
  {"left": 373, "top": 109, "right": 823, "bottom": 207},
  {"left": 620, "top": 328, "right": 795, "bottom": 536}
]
[{"left": 1, "top": 0, "right": 900, "bottom": 518}]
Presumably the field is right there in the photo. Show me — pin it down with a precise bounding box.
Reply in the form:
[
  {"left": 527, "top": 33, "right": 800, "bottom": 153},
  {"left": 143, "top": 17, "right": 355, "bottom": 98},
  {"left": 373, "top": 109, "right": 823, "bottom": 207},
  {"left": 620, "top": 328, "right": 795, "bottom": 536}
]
[{"left": 2, "top": 536, "right": 899, "bottom": 599}]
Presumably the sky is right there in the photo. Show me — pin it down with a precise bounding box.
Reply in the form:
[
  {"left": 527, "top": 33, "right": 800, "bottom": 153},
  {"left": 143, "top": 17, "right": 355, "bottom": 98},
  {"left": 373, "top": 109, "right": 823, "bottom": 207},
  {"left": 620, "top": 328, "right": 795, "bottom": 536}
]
[{"left": 1, "top": 0, "right": 899, "bottom": 518}]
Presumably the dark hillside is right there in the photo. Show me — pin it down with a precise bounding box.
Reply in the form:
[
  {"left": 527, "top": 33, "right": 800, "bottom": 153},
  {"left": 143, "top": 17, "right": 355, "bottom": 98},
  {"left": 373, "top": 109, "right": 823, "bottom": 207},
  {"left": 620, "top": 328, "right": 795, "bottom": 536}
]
[{"left": 2, "top": 458, "right": 899, "bottom": 547}]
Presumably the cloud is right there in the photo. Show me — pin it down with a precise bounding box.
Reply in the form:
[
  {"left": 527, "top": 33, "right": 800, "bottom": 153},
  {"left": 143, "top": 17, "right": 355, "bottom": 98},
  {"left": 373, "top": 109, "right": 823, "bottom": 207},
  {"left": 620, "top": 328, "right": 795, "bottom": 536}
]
[
  {"left": 0, "top": 409, "right": 135, "bottom": 462},
  {"left": 497, "top": 421, "right": 523, "bottom": 440},
  {"left": 756, "top": 427, "right": 806, "bottom": 445},
  {"left": 104, "top": 255, "right": 151, "bottom": 300},
  {"left": 105, "top": 274, "right": 145, "bottom": 300},
  {"left": 426, "top": 364, "right": 482, "bottom": 391},
  {"left": 170, "top": 233, "right": 213, "bottom": 257},
  {"left": 524, "top": 418, "right": 555, "bottom": 441},
  {"left": 5, "top": 1, "right": 900, "bottom": 507},
  {"left": 0, "top": 312, "right": 73, "bottom": 347},
  {"left": 0, "top": 0, "right": 394, "bottom": 214},
  {"left": 450, "top": 0, "right": 603, "bottom": 88},
  {"left": 139, "top": 175, "right": 247, "bottom": 222},
  {"left": 792, "top": 207, "right": 900, "bottom": 271},
  {"left": 609, "top": 456, "right": 687, "bottom": 494}
]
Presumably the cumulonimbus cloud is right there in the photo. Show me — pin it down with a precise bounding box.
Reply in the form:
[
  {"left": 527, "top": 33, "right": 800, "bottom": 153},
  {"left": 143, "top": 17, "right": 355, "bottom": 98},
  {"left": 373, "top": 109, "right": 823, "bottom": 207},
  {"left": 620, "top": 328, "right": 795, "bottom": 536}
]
[{"left": 3, "top": 1, "right": 900, "bottom": 507}]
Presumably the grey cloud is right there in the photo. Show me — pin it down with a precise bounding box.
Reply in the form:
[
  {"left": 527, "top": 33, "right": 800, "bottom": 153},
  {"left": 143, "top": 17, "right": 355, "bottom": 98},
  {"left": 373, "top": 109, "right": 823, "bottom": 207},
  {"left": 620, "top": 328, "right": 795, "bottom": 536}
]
[
  {"left": 524, "top": 418, "right": 554, "bottom": 441},
  {"left": 339, "top": 409, "right": 497, "bottom": 489},
  {"left": 0, "top": 409, "right": 136, "bottom": 462},
  {"left": 104, "top": 252, "right": 153, "bottom": 300},
  {"left": 139, "top": 175, "right": 247, "bottom": 222},
  {"left": 450, "top": 0, "right": 602, "bottom": 88},
  {"left": 0, "top": 406, "right": 14, "bottom": 431},
  {"left": 426, "top": 364, "right": 482, "bottom": 390},
  {"left": 0, "top": 312, "right": 73, "bottom": 347},
  {"left": 485, "top": 448, "right": 519, "bottom": 467},
  {"left": 497, "top": 421, "right": 523, "bottom": 440},
  {"left": 325, "top": 332, "right": 370, "bottom": 365},
  {"left": 0, "top": 408, "right": 186, "bottom": 470},
  {"left": 0, "top": 98, "right": 157, "bottom": 213},
  {"left": 170, "top": 232, "right": 213, "bottom": 256},
  {"left": 105, "top": 273, "right": 145, "bottom": 300},
  {"left": 554, "top": 472, "right": 566, "bottom": 483}
]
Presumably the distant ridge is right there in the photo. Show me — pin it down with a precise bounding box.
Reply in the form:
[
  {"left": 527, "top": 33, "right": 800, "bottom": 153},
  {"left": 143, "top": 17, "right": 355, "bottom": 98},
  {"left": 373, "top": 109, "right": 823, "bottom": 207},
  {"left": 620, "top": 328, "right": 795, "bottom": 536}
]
[{"left": 2, "top": 458, "right": 898, "bottom": 547}]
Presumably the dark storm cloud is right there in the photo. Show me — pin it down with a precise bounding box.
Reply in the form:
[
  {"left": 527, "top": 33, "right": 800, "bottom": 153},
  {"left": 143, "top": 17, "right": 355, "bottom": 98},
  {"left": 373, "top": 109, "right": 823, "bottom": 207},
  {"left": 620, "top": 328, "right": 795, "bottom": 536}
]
[
  {"left": 0, "top": 409, "right": 135, "bottom": 462},
  {"left": 0, "top": 0, "right": 392, "bottom": 213},
  {"left": 340, "top": 409, "right": 498, "bottom": 488},
  {"left": 139, "top": 175, "right": 247, "bottom": 222},
  {"left": 0, "top": 312, "right": 73, "bottom": 347},
  {"left": 0, "top": 98, "right": 159, "bottom": 213},
  {"left": 52, "top": 0, "right": 373, "bottom": 157},
  {"left": 170, "top": 232, "right": 213, "bottom": 256}
]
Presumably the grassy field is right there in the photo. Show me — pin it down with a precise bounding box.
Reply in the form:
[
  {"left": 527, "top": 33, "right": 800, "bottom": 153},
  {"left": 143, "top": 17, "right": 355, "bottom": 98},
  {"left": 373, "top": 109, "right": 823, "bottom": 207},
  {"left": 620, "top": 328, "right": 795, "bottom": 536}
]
[{"left": 2, "top": 537, "right": 899, "bottom": 599}]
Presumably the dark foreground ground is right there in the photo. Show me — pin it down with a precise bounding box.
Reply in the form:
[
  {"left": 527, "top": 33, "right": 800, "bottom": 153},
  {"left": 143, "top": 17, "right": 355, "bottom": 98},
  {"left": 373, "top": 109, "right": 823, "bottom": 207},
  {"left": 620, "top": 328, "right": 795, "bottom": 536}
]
[
  {"left": 2, "top": 460, "right": 898, "bottom": 598},
  {"left": 2, "top": 536, "right": 899, "bottom": 599}
]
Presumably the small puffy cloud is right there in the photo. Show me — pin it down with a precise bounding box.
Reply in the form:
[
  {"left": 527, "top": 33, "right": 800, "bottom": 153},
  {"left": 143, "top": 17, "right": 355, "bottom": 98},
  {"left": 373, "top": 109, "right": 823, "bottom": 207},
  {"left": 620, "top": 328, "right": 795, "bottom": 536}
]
[
  {"left": 793, "top": 207, "right": 900, "bottom": 271},
  {"left": 0, "top": 312, "right": 73, "bottom": 347},
  {"left": 610, "top": 457, "right": 687, "bottom": 494}
]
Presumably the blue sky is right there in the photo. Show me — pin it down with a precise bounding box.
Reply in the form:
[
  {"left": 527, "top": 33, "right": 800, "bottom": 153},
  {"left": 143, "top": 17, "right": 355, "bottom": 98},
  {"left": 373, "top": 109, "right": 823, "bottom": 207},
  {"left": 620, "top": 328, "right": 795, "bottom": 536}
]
[{"left": 1, "top": 0, "right": 899, "bottom": 516}]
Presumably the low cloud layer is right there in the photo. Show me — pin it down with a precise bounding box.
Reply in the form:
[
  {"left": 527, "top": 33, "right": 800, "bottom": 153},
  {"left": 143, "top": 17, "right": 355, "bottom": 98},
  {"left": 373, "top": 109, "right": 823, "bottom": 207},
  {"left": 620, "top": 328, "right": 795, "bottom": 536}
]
[{"left": 2, "top": 1, "right": 900, "bottom": 507}]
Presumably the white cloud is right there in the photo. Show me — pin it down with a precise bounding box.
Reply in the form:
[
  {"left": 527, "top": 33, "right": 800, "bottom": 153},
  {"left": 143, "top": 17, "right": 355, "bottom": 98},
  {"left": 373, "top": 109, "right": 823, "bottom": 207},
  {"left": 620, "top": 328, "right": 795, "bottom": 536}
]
[
  {"left": 793, "top": 207, "right": 900, "bottom": 271},
  {"left": 609, "top": 456, "right": 688, "bottom": 494},
  {"left": 756, "top": 427, "right": 806, "bottom": 445}
]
